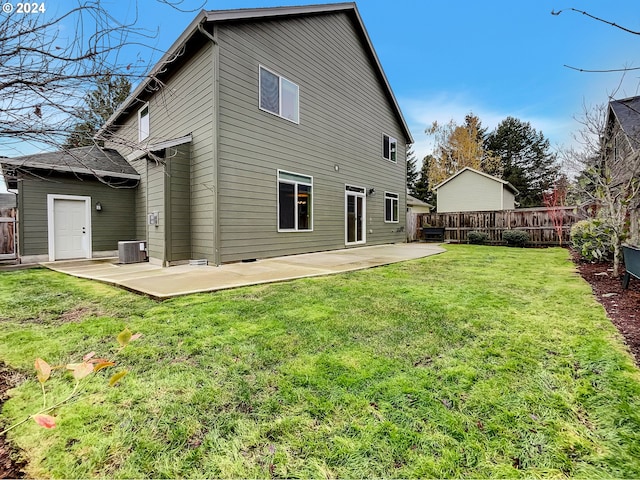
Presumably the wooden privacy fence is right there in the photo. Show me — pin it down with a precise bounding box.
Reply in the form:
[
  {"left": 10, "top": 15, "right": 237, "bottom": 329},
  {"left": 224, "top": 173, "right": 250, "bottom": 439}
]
[
  {"left": 0, "top": 207, "right": 16, "bottom": 260},
  {"left": 417, "top": 207, "right": 584, "bottom": 246}
]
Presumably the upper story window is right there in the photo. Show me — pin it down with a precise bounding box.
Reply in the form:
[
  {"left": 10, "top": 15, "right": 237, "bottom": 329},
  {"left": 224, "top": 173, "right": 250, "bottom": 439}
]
[
  {"left": 138, "top": 104, "right": 150, "bottom": 142},
  {"left": 384, "top": 192, "right": 399, "bottom": 223},
  {"left": 278, "top": 170, "right": 312, "bottom": 231},
  {"left": 259, "top": 66, "right": 299, "bottom": 124},
  {"left": 614, "top": 132, "right": 622, "bottom": 162},
  {"left": 383, "top": 134, "right": 397, "bottom": 162}
]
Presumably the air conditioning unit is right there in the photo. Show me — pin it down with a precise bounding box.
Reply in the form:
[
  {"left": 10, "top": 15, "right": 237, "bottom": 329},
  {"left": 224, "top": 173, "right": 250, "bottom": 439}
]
[{"left": 118, "top": 241, "right": 147, "bottom": 264}]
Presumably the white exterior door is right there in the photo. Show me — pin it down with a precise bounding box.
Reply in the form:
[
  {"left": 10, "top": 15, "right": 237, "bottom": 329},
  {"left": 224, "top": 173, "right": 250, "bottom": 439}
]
[
  {"left": 47, "top": 195, "right": 91, "bottom": 261},
  {"left": 345, "top": 185, "right": 366, "bottom": 245}
]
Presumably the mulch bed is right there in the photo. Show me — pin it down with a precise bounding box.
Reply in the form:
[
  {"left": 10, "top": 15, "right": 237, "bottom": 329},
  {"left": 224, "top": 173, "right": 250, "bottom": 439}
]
[
  {"left": 1, "top": 251, "right": 639, "bottom": 477},
  {"left": 0, "top": 364, "right": 26, "bottom": 479},
  {"left": 572, "top": 251, "right": 640, "bottom": 362}
]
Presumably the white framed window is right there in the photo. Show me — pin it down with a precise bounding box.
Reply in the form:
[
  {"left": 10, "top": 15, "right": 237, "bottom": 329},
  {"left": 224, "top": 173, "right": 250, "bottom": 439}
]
[
  {"left": 138, "top": 104, "right": 150, "bottom": 142},
  {"left": 278, "top": 170, "right": 312, "bottom": 231},
  {"left": 385, "top": 192, "right": 399, "bottom": 223},
  {"left": 383, "top": 134, "right": 397, "bottom": 162},
  {"left": 260, "top": 65, "right": 299, "bottom": 124}
]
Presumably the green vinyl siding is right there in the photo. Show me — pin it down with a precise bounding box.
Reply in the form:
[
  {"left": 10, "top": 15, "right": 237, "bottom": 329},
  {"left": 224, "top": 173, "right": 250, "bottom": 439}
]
[
  {"left": 17, "top": 174, "right": 135, "bottom": 256},
  {"left": 146, "top": 160, "right": 165, "bottom": 261},
  {"left": 216, "top": 12, "right": 408, "bottom": 262},
  {"left": 105, "top": 10, "right": 409, "bottom": 265},
  {"left": 107, "top": 42, "right": 215, "bottom": 263},
  {"left": 166, "top": 144, "right": 191, "bottom": 262}
]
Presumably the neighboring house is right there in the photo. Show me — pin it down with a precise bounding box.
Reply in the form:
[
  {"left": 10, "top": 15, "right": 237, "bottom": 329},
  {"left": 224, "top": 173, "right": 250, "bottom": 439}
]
[
  {"left": 434, "top": 167, "right": 519, "bottom": 213},
  {"left": 603, "top": 96, "right": 640, "bottom": 244},
  {"left": 406, "top": 194, "right": 433, "bottom": 242},
  {"left": 95, "top": 3, "right": 413, "bottom": 266},
  {"left": 0, "top": 147, "right": 139, "bottom": 262}
]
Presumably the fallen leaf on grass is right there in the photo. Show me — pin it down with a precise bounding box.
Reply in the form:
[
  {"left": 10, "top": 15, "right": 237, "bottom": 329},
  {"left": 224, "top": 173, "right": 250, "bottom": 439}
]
[
  {"left": 33, "top": 414, "right": 56, "bottom": 429},
  {"left": 34, "top": 358, "right": 51, "bottom": 384},
  {"left": 109, "top": 370, "right": 128, "bottom": 386}
]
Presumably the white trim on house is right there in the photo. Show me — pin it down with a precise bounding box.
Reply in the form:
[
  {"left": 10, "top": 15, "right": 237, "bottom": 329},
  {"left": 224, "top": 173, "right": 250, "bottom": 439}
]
[
  {"left": 345, "top": 184, "right": 366, "bottom": 245},
  {"left": 126, "top": 134, "right": 193, "bottom": 162},
  {"left": 259, "top": 65, "right": 300, "bottom": 124},
  {"left": 382, "top": 133, "right": 397, "bottom": 163},
  {"left": 384, "top": 191, "right": 399, "bottom": 223},
  {"left": 47, "top": 194, "right": 92, "bottom": 262},
  {"left": 138, "top": 103, "right": 150, "bottom": 142},
  {"left": 277, "top": 169, "right": 313, "bottom": 232}
]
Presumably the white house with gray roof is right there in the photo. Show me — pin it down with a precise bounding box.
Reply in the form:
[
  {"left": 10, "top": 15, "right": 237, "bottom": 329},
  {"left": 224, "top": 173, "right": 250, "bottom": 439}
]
[{"left": 434, "top": 167, "right": 519, "bottom": 213}]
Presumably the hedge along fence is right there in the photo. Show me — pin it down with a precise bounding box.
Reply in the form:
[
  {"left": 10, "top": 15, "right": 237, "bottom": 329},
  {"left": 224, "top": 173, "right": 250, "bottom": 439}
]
[{"left": 417, "top": 207, "right": 585, "bottom": 246}]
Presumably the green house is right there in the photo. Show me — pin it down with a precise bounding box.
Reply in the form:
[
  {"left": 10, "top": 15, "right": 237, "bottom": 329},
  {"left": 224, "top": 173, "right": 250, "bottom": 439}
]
[{"left": 3, "top": 3, "right": 413, "bottom": 266}]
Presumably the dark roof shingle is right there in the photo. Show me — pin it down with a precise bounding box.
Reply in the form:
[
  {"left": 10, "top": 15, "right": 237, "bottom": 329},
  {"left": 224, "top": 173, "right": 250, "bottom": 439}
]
[
  {"left": 610, "top": 96, "right": 640, "bottom": 148},
  {"left": 0, "top": 146, "right": 139, "bottom": 179}
]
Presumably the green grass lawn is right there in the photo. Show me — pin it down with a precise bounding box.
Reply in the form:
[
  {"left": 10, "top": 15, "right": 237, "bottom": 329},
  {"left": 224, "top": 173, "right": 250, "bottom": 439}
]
[{"left": 1, "top": 245, "right": 640, "bottom": 478}]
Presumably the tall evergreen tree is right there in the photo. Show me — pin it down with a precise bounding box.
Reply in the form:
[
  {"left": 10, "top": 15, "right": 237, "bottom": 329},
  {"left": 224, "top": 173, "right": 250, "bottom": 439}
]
[
  {"left": 406, "top": 146, "right": 419, "bottom": 195},
  {"left": 64, "top": 74, "right": 131, "bottom": 148},
  {"left": 413, "top": 154, "right": 435, "bottom": 204},
  {"left": 485, "top": 117, "right": 559, "bottom": 207}
]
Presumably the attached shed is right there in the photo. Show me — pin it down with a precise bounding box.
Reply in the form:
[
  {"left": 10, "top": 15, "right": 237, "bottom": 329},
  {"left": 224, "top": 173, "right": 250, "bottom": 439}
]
[
  {"left": 0, "top": 146, "right": 139, "bottom": 263},
  {"left": 434, "top": 167, "right": 519, "bottom": 213}
]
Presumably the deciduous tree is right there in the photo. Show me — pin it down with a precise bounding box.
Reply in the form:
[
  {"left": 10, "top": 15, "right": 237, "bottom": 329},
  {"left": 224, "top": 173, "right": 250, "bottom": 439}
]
[
  {"left": 563, "top": 103, "right": 640, "bottom": 276},
  {"left": 425, "top": 113, "right": 501, "bottom": 188}
]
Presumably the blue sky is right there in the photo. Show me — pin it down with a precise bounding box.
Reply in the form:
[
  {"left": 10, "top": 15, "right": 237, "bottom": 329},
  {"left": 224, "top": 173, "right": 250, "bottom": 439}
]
[{"left": 2, "top": 1, "right": 639, "bottom": 170}]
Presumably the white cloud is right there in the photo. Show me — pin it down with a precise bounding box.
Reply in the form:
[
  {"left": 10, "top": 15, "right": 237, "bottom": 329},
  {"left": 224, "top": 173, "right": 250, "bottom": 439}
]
[{"left": 399, "top": 93, "right": 577, "bottom": 163}]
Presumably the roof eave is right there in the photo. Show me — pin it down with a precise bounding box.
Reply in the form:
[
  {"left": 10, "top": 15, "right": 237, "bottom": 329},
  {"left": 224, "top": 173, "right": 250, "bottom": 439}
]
[
  {"left": 0, "top": 159, "right": 141, "bottom": 180},
  {"left": 96, "top": 10, "right": 209, "bottom": 138},
  {"left": 98, "top": 3, "right": 414, "bottom": 145}
]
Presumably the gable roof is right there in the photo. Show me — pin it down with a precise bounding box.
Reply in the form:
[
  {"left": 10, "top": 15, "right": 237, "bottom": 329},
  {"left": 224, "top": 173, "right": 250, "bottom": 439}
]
[
  {"left": 433, "top": 167, "right": 519, "bottom": 195},
  {"left": 0, "top": 146, "right": 140, "bottom": 180},
  {"left": 97, "top": 3, "right": 413, "bottom": 143},
  {"left": 608, "top": 96, "right": 640, "bottom": 151}
]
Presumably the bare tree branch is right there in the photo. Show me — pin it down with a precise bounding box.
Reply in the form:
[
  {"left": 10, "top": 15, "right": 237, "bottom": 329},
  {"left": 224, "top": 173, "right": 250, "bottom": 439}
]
[{"left": 552, "top": 7, "right": 640, "bottom": 35}]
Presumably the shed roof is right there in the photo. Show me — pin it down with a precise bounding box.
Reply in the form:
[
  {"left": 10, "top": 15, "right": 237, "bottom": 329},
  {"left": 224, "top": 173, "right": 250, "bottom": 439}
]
[
  {"left": 0, "top": 146, "right": 140, "bottom": 180},
  {"left": 407, "top": 194, "right": 434, "bottom": 209},
  {"left": 96, "top": 2, "right": 413, "bottom": 143},
  {"left": 433, "top": 167, "right": 519, "bottom": 195}
]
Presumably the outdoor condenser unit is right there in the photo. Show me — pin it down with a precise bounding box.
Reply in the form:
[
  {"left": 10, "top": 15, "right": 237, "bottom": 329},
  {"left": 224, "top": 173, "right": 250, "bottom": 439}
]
[{"left": 118, "top": 241, "right": 147, "bottom": 264}]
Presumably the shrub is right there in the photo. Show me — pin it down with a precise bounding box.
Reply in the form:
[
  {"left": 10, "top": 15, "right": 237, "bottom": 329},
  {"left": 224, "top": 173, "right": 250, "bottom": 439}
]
[
  {"left": 570, "top": 219, "right": 613, "bottom": 262},
  {"left": 502, "top": 229, "right": 530, "bottom": 247},
  {"left": 468, "top": 231, "right": 489, "bottom": 245}
]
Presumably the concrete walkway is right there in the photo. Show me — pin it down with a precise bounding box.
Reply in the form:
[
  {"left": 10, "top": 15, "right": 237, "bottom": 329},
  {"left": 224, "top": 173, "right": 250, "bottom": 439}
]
[{"left": 41, "top": 243, "right": 445, "bottom": 299}]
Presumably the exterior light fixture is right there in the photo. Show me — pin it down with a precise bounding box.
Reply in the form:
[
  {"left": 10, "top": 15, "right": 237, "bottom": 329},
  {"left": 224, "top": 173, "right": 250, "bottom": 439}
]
[{"left": 95, "top": 202, "right": 102, "bottom": 211}]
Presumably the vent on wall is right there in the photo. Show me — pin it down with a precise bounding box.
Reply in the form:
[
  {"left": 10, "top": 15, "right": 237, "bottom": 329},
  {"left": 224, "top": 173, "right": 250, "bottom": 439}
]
[{"left": 118, "top": 241, "right": 147, "bottom": 264}]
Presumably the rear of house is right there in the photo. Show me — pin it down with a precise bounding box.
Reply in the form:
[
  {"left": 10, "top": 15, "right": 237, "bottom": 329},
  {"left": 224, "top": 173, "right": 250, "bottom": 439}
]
[{"left": 100, "top": 3, "right": 412, "bottom": 266}]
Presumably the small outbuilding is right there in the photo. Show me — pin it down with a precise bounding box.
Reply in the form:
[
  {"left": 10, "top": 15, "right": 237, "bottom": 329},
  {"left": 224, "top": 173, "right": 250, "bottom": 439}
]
[
  {"left": 0, "top": 146, "right": 139, "bottom": 263},
  {"left": 434, "top": 167, "right": 519, "bottom": 213}
]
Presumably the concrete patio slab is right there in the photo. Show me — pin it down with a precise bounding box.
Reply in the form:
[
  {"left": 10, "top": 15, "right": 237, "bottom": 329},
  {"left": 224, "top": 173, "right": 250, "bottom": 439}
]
[{"left": 41, "top": 243, "right": 445, "bottom": 299}]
